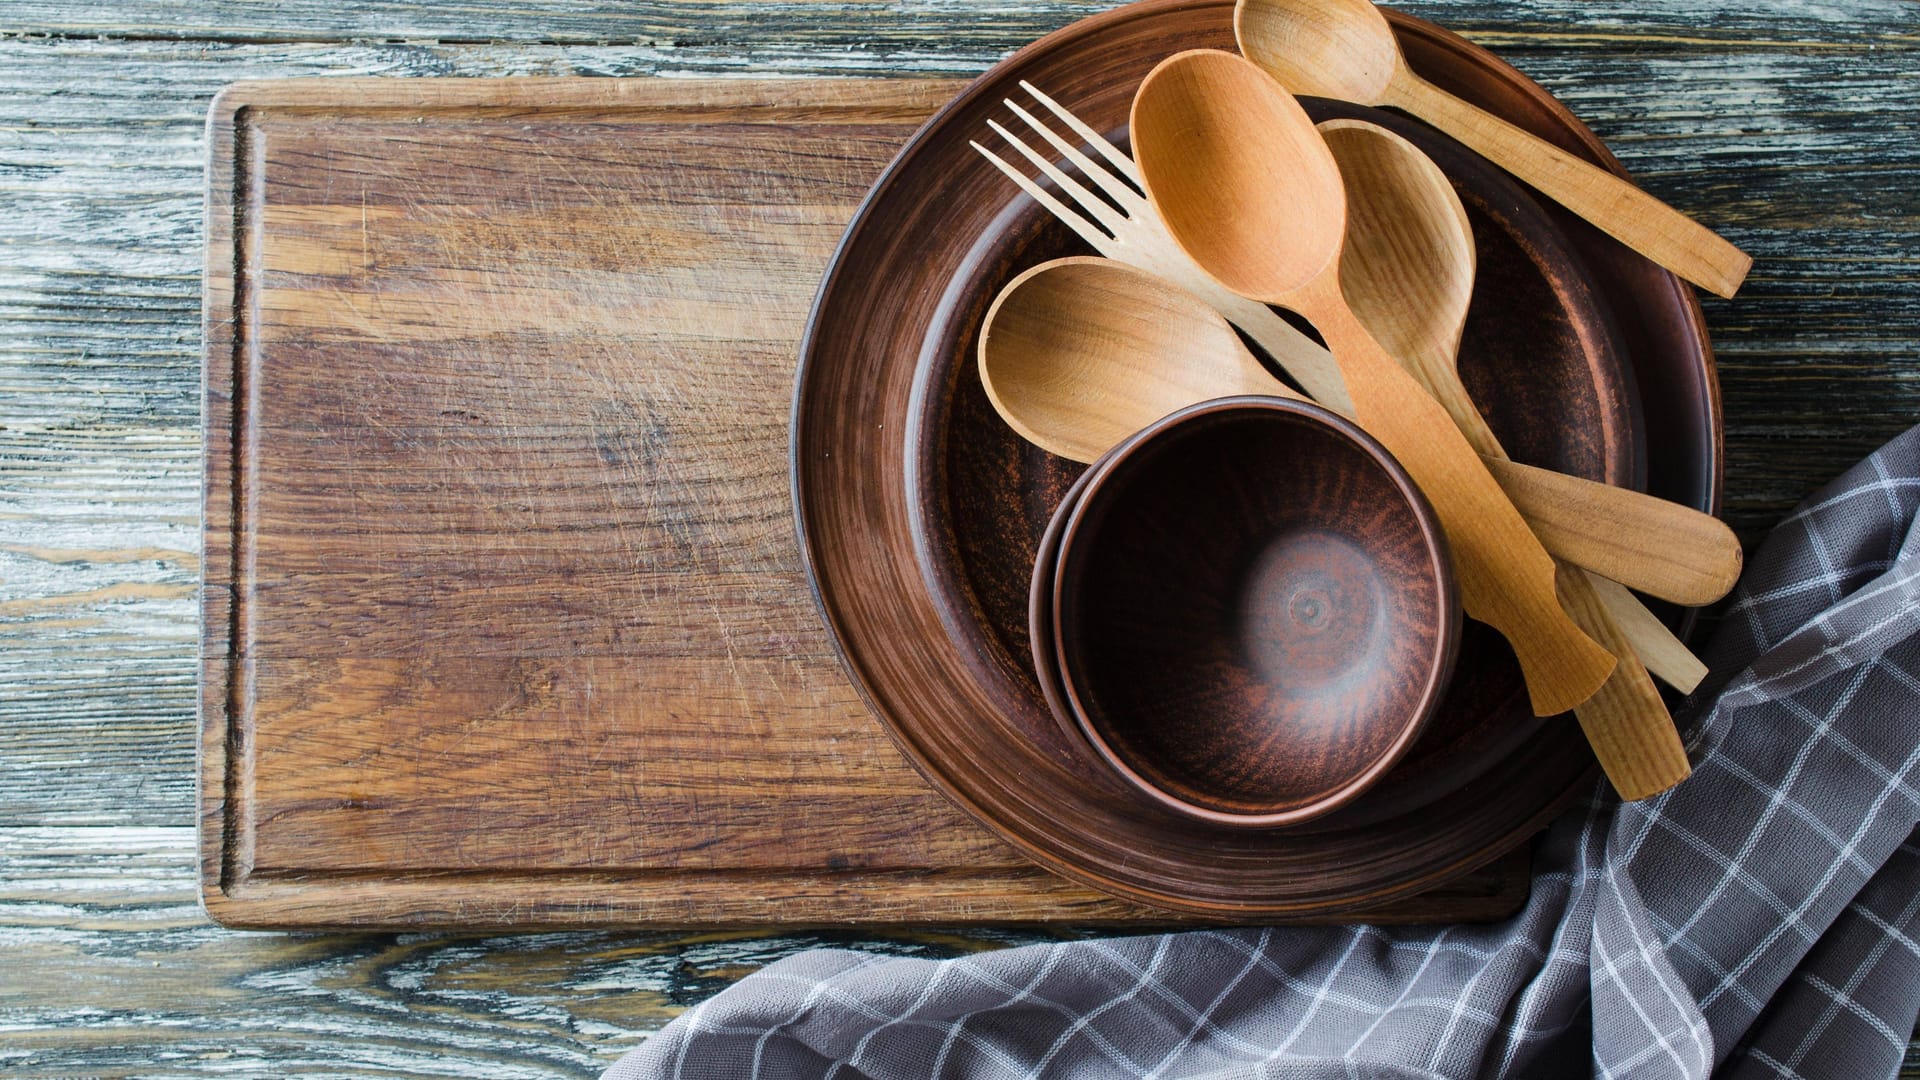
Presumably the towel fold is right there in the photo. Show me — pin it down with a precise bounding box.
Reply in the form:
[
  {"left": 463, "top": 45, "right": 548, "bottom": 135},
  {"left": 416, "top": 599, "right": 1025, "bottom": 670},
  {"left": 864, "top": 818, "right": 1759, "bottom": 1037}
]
[{"left": 608, "top": 424, "right": 1920, "bottom": 1080}]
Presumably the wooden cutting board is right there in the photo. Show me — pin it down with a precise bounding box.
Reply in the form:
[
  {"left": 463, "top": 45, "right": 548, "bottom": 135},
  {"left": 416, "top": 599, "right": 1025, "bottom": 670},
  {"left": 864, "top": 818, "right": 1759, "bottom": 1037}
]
[{"left": 199, "top": 77, "right": 1527, "bottom": 928}]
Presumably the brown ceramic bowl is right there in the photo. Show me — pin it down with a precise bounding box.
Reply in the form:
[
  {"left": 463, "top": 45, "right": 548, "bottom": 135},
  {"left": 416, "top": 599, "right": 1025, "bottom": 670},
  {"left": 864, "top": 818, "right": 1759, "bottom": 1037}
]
[{"left": 1049, "top": 396, "right": 1461, "bottom": 827}]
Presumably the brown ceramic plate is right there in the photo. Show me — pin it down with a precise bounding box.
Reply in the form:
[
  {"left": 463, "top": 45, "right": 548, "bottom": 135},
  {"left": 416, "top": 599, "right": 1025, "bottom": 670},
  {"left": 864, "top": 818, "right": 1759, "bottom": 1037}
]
[{"left": 794, "top": 0, "right": 1720, "bottom": 917}]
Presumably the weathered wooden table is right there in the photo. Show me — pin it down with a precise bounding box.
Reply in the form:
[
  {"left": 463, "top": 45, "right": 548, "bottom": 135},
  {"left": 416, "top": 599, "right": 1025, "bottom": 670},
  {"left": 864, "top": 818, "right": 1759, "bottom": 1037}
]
[{"left": 4, "top": 0, "right": 1916, "bottom": 1074}]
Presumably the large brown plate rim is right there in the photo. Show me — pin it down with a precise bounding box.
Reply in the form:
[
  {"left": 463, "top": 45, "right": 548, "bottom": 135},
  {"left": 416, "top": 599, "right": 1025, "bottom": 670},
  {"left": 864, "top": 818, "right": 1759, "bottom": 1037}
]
[{"left": 792, "top": 0, "right": 1721, "bottom": 916}]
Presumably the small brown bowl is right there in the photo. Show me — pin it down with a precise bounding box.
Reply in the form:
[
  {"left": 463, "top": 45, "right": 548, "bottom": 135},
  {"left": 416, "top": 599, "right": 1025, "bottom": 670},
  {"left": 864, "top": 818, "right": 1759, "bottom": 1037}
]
[{"left": 1050, "top": 396, "right": 1460, "bottom": 827}]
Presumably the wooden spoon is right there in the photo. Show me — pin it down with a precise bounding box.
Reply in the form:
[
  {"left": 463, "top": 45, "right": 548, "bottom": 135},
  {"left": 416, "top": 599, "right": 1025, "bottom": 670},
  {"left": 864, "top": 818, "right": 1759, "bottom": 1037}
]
[
  {"left": 1234, "top": 0, "right": 1751, "bottom": 298},
  {"left": 1324, "top": 117, "right": 1689, "bottom": 798},
  {"left": 1325, "top": 117, "right": 1740, "bottom": 610},
  {"left": 1130, "top": 49, "right": 1613, "bottom": 718}
]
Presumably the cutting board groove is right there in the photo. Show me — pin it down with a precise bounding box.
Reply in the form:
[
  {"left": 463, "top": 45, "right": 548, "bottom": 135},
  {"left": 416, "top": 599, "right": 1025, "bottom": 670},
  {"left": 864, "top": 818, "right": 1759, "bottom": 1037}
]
[{"left": 199, "top": 77, "right": 1526, "bottom": 928}]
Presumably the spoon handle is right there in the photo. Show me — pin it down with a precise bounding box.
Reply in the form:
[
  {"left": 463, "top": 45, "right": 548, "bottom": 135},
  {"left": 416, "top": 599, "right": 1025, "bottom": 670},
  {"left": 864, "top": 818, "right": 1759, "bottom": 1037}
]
[
  {"left": 1554, "top": 563, "right": 1692, "bottom": 798},
  {"left": 1381, "top": 294, "right": 1695, "bottom": 795},
  {"left": 1302, "top": 285, "right": 1616, "bottom": 716},
  {"left": 1483, "top": 458, "right": 1742, "bottom": 607},
  {"left": 1382, "top": 72, "right": 1752, "bottom": 299},
  {"left": 1590, "top": 574, "right": 1709, "bottom": 693}
]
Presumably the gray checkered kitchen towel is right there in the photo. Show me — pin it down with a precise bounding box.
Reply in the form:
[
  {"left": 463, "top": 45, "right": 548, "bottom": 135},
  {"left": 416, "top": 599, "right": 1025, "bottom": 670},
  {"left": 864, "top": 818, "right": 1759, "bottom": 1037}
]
[{"left": 606, "top": 424, "right": 1920, "bottom": 1080}]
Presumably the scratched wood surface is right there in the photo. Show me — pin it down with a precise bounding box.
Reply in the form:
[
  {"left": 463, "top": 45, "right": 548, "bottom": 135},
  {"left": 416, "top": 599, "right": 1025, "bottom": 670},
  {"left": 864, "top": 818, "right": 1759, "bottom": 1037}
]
[
  {"left": 197, "top": 77, "right": 1127, "bottom": 927},
  {"left": 3, "top": 0, "right": 1916, "bottom": 1074}
]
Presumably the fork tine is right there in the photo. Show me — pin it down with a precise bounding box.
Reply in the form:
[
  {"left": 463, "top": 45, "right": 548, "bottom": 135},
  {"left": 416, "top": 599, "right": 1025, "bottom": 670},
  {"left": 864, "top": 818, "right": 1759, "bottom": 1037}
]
[
  {"left": 970, "top": 140, "right": 1115, "bottom": 252},
  {"left": 1002, "top": 99, "right": 1143, "bottom": 213},
  {"left": 1019, "top": 80, "right": 1143, "bottom": 188},
  {"left": 986, "top": 119, "right": 1131, "bottom": 237}
]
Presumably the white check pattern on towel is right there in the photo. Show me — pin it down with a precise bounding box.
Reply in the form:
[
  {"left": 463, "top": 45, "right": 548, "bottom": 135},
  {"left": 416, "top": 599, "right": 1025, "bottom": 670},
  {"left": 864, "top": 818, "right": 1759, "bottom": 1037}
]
[{"left": 605, "top": 424, "right": 1920, "bottom": 1080}]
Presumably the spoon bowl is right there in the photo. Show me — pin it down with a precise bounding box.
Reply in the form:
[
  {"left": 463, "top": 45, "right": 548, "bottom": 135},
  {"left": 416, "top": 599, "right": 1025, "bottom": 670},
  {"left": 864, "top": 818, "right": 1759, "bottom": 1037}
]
[
  {"left": 1323, "top": 118, "right": 1476, "bottom": 413},
  {"left": 1129, "top": 50, "right": 1346, "bottom": 299},
  {"left": 1234, "top": 0, "right": 1399, "bottom": 102},
  {"left": 978, "top": 256, "right": 1268, "bottom": 464}
]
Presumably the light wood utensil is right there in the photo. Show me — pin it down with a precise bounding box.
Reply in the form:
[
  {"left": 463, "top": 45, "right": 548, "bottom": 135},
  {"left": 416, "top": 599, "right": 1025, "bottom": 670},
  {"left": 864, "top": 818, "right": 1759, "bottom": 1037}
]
[
  {"left": 1327, "top": 111, "right": 1720, "bottom": 693},
  {"left": 1233, "top": 0, "right": 1752, "bottom": 298},
  {"left": 969, "top": 84, "right": 1738, "bottom": 613},
  {"left": 1130, "top": 49, "right": 1615, "bottom": 718},
  {"left": 1321, "top": 116, "right": 1715, "bottom": 695},
  {"left": 1592, "top": 575, "right": 1710, "bottom": 693},
  {"left": 1479, "top": 460, "right": 1739, "bottom": 609},
  {"left": 1326, "top": 120, "right": 1739, "bottom": 610},
  {"left": 1323, "top": 116, "right": 1690, "bottom": 798}
]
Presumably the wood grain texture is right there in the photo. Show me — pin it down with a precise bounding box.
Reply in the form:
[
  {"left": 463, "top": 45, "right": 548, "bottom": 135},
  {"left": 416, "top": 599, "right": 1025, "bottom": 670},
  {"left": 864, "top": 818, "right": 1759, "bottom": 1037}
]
[
  {"left": 198, "top": 77, "right": 1134, "bottom": 927},
  {"left": 0, "top": 826, "right": 1069, "bottom": 1077},
  {"left": 4, "top": 0, "right": 1916, "bottom": 1072},
  {"left": 4, "top": 0, "right": 1913, "bottom": 46}
]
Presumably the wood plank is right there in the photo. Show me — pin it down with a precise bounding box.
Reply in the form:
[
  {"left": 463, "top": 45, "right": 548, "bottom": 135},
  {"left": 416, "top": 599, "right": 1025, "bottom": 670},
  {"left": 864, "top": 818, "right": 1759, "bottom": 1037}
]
[
  {"left": 0, "top": 826, "right": 1058, "bottom": 1078},
  {"left": 4, "top": 0, "right": 1911, "bottom": 46},
  {"left": 237, "top": 574, "right": 827, "bottom": 656}
]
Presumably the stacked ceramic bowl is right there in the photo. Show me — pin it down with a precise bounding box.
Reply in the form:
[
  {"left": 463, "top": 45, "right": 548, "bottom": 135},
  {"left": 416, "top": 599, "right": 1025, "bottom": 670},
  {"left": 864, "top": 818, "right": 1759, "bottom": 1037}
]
[{"left": 1028, "top": 395, "right": 1460, "bottom": 827}]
